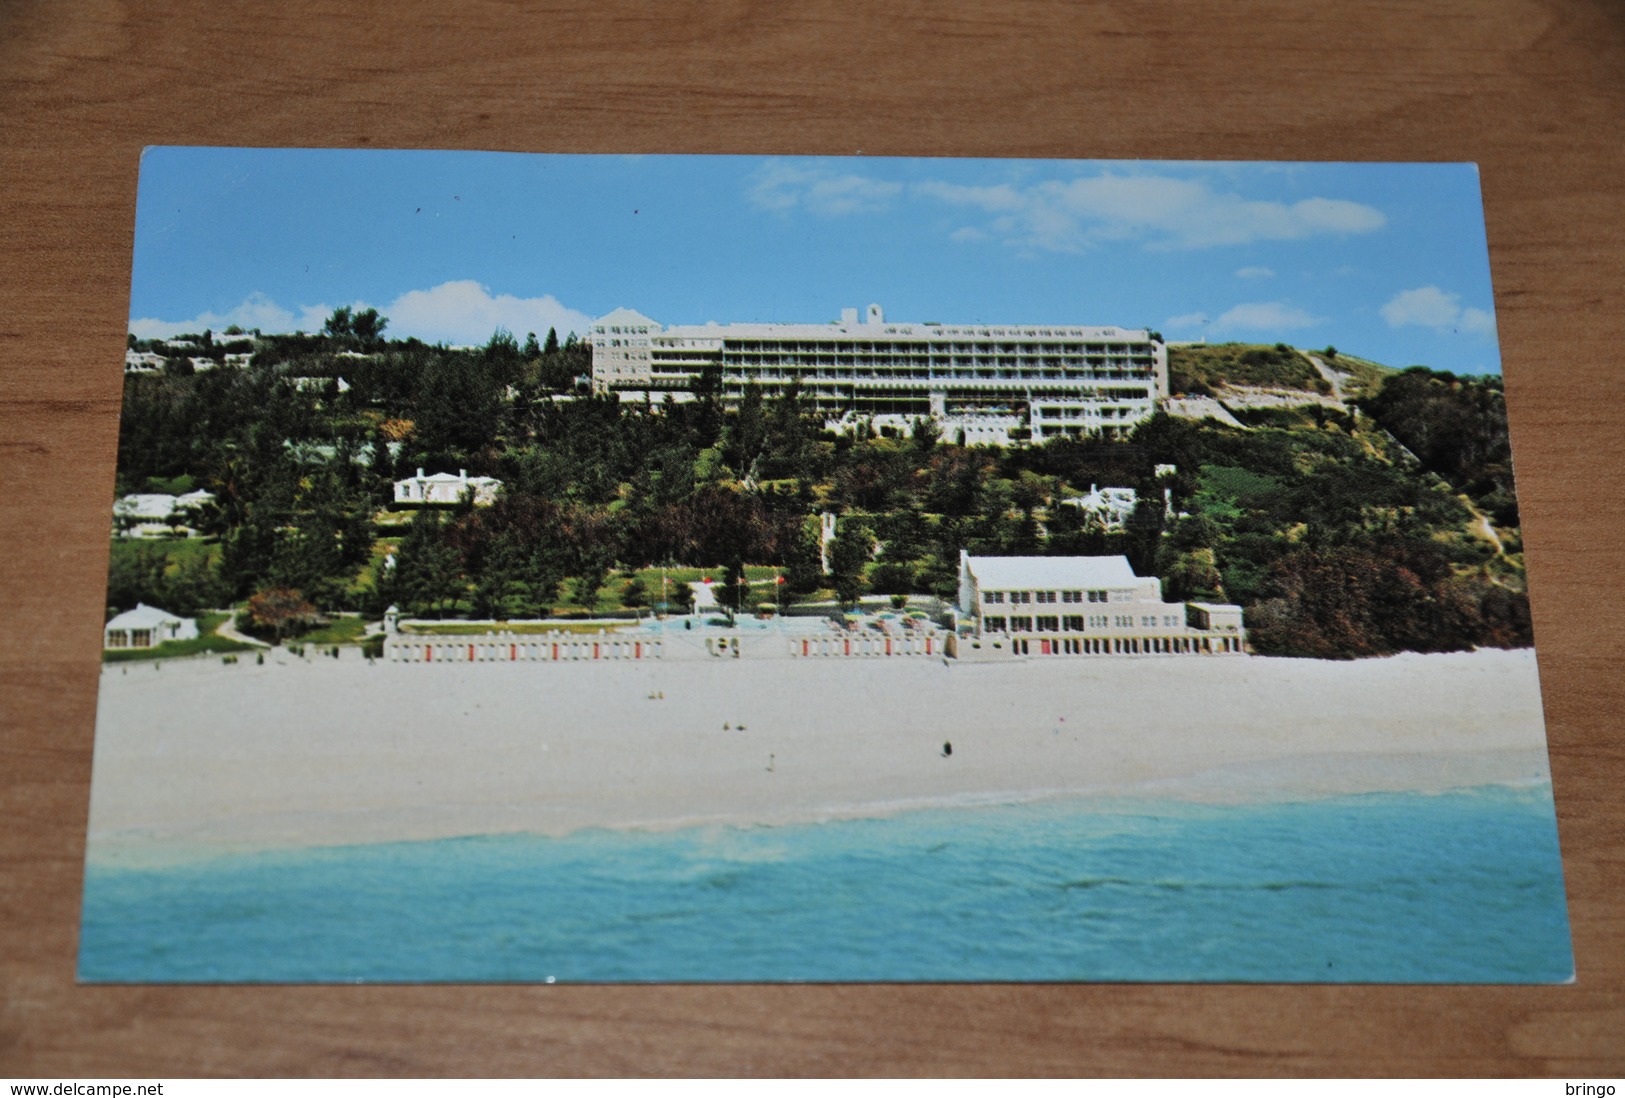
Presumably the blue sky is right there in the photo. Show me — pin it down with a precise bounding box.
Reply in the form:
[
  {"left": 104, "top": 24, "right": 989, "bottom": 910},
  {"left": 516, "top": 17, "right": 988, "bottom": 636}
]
[{"left": 130, "top": 150, "right": 1503, "bottom": 373}]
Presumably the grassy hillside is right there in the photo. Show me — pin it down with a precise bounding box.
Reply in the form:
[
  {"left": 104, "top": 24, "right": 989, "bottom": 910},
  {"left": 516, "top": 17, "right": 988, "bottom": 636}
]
[
  {"left": 1167, "top": 342, "right": 1397, "bottom": 400},
  {"left": 1168, "top": 343, "right": 1329, "bottom": 396},
  {"left": 1315, "top": 350, "right": 1391, "bottom": 399}
]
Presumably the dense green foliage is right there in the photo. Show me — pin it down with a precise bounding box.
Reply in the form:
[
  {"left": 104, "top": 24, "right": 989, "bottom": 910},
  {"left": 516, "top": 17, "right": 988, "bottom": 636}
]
[
  {"left": 1358, "top": 366, "right": 1519, "bottom": 526},
  {"left": 109, "top": 314, "right": 1529, "bottom": 658}
]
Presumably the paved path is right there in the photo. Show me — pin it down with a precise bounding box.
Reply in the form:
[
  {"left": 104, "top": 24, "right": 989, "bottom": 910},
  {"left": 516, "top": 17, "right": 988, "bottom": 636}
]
[{"left": 210, "top": 611, "right": 270, "bottom": 648}]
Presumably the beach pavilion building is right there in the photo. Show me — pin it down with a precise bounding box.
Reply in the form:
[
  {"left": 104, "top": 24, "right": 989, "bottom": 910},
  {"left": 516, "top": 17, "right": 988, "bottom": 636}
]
[
  {"left": 957, "top": 551, "right": 1245, "bottom": 656},
  {"left": 103, "top": 603, "right": 198, "bottom": 650},
  {"left": 590, "top": 304, "right": 1168, "bottom": 445}
]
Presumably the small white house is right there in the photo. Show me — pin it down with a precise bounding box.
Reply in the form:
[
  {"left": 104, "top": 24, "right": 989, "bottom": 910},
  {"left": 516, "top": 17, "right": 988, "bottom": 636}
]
[
  {"left": 104, "top": 603, "right": 199, "bottom": 649},
  {"left": 1061, "top": 484, "right": 1141, "bottom": 531},
  {"left": 291, "top": 375, "right": 352, "bottom": 393},
  {"left": 393, "top": 468, "right": 502, "bottom": 506},
  {"left": 113, "top": 490, "right": 215, "bottom": 538}
]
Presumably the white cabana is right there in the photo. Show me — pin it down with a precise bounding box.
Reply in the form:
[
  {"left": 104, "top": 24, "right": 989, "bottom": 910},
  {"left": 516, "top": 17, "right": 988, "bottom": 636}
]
[{"left": 104, "top": 603, "right": 199, "bottom": 649}]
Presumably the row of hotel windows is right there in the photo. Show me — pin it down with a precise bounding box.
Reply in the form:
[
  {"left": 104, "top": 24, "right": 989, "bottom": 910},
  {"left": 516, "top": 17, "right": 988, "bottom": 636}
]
[
  {"left": 983, "top": 614, "right": 1185, "bottom": 632},
  {"left": 985, "top": 590, "right": 1112, "bottom": 604},
  {"left": 712, "top": 357, "right": 1154, "bottom": 374},
  {"left": 1037, "top": 405, "right": 1144, "bottom": 420},
  {"left": 713, "top": 382, "right": 1147, "bottom": 402},
  {"left": 714, "top": 347, "right": 1154, "bottom": 359},
  {"left": 714, "top": 374, "right": 1151, "bottom": 389},
  {"left": 1007, "top": 636, "right": 1239, "bottom": 655},
  {"left": 928, "top": 327, "right": 1128, "bottom": 339},
  {"left": 721, "top": 341, "right": 1148, "bottom": 356},
  {"left": 713, "top": 372, "right": 1152, "bottom": 391},
  {"left": 708, "top": 361, "right": 1153, "bottom": 376}
]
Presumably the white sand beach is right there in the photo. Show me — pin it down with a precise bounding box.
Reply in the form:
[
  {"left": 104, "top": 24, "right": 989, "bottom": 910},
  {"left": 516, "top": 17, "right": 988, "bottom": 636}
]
[{"left": 84, "top": 647, "right": 1554, "bottom": 858}]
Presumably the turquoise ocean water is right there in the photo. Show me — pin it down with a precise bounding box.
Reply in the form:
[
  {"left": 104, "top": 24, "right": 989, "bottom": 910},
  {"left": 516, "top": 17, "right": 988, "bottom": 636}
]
[{"left": 78, "top": 784, "right": 1573, "bottom": 983}]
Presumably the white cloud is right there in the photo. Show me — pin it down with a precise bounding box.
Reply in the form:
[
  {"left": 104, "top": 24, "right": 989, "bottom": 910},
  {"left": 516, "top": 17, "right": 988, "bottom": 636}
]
[
  {"left": 129, "top": 282, "right": 594, "bottom": 347},
  {"left": 1212, "top": 301, "right": 1321, "bottom": 331},
  {"left": 913, "top": 181, "right": 1028, "bottom": 213},
  {"left": 1459, "top": 307, "right": 1496, "bottom": 336},
  {"left": 1234, "top": 266, "right": 1275, "bottom": 280},
  {"left": 749, "top": 161, "right": 903, "bottom": 216},
  {"left": 385, "top": 281, "right": 592, "bottom": 345},
  {"left": 1164, "top": 311, "right": 1211, "bottom": 330},
  {"left": 1380, "top": 286, "right": 1457, "bottom": 328},
  {"left": 744, "top": 163, "right": 1386, "bottom": 252},
  {"left": 910, "top": 172, "right": 1386, "bottom": 252},
  {"left": 1380, "top": 286, "right": 1496, "bottom": 337},
  {"left": 129, "top": 293, "right": 331, "bottom": 339}
]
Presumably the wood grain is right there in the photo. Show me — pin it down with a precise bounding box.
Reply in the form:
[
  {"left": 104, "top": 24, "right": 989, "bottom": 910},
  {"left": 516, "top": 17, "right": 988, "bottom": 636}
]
[{"left": 3, "top": 0, "right": 1623, "bottom": 1077}]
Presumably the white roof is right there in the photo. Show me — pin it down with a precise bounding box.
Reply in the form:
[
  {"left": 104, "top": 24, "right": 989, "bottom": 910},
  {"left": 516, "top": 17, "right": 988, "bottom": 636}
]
[
  {"left": 593, "top": 307, "right": 662, "bottom": 330},
  {"left": 963, "top": 554, "right": 1140, "bottom": 590},
  {"left": 115, "top": 491, "right": 213, "bottom": 517},
  {"left": 1066, "top": 485, "right": 1136, "bottom": 508},
  {"left": 400, "top": 471, "right": 501, "bottom": 485},
  {"left": 596, "top": 306, "right": 1152, "bottom": 344},
  {"left": 105, "top": 603, "right": 190, "bottom": 630},
  {"left": 114, "top": 493, "right": 179, "bottom": 517},
  {"left": 660, "top": 319, "right": 1149, "bottom": 342}
]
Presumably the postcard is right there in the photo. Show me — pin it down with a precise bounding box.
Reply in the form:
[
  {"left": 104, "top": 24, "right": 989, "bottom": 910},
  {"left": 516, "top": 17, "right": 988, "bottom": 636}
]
[{"left": 80, "top": 150, "right": 1572, "bottom": 982}]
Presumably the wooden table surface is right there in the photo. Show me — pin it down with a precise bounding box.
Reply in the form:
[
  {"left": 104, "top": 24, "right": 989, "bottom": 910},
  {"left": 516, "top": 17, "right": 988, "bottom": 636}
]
[{"left": 3, "top": 0, "right": 1623, "bottom": 1078}]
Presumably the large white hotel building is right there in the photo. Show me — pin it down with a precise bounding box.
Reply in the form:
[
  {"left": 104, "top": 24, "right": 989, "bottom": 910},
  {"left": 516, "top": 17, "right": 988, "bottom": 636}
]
[
  {"left": 590, "top": 304, "right": 1168, "bottom": 445},
  {"left": 957, "top": 552, "right": 1246, "bottom": 657}
]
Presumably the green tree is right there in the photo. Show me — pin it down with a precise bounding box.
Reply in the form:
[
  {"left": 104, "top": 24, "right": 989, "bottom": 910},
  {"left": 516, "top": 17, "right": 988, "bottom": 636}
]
[
  {"left": 727, "top": 382, "right": 768, "bottom": 480},
  {"left": 393, "top": 509, "right": 463, "bottom": 617},
  {"left": 868, "top": 559, "right": 916, "bottom": 595},
  {"left": 621, "top": 575, "right": 650, "bottom": 609},
  {"left": 910, "top": 417, "right": 941, "bottom": 454},
  {"left": 470, "top": 538, "right": 526, "bottom": 620},
  {"left": 164, "top": 553, "right": 229, "bottom": 616},
  {"left": 782, "top": 522, "right": 824, "bottom": 597},
  {"left": 414, "top": 350, "right": 505, "bottom": 458},
  {"left": 570, "top": 553, "right": 611, "bottom": 610},
  {"left": 713, "top": 559, "right": 749, "bottom": 623},
  {"left": 828, "top": 528, "right": 870, "bottom": 610},
  {"left": 244, "top": 586, "right": 319, "bottom": 643},
  {"left": 323, "top": 306, "right": 354, "bottom": 341},
  {"left": 665, "top": 578, "right": 694, "bottom": 614},
  {"left": 219, "top": 507, "right": 282, "bottom": 599},
  {"left": 762, "top": 379, "right": 816, "bottom": 477},
  {"left": 106, "top": 544, "right": 170, "bottom": 611},
  {"left": 351, "top": 308, "right": 387, "bottom": 351}
]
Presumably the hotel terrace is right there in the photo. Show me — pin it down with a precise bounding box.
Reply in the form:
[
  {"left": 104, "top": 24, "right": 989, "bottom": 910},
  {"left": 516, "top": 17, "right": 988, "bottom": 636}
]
[
  {"left": 590, "top": 304, "right": 1168, "bottom": 445},
  {"left": 957, "top": 551, "right": 1245, "bottom": 656}
]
